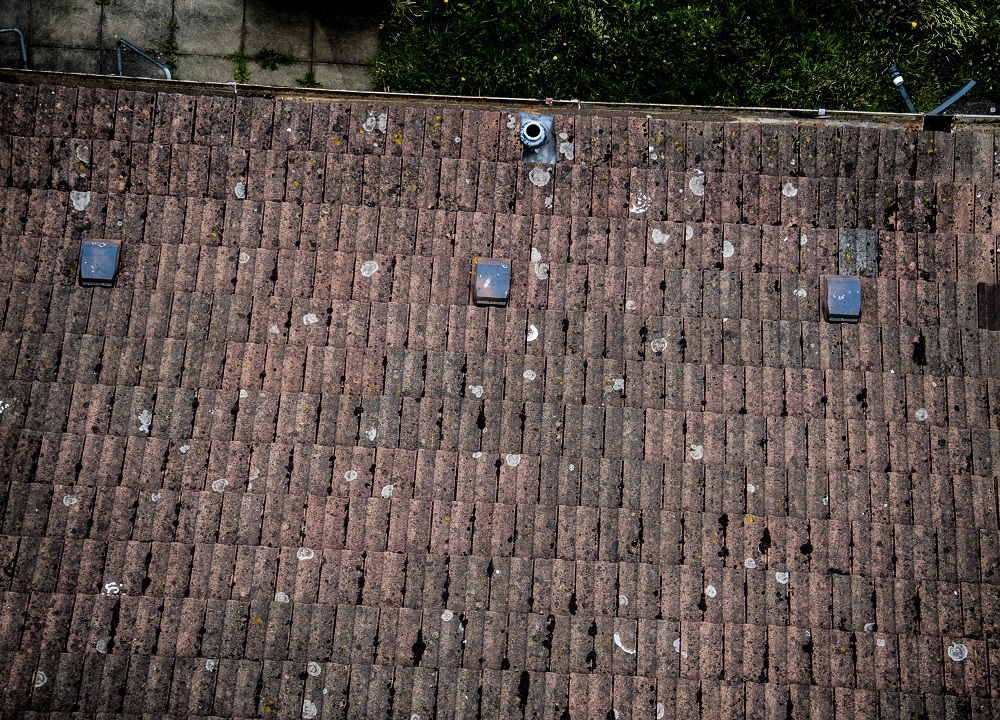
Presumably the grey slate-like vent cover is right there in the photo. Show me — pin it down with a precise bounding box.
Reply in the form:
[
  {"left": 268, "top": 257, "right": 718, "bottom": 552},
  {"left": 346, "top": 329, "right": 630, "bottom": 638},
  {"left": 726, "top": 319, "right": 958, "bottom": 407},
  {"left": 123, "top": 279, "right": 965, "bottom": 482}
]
[
  {"left": 839, "top": 228, "right": 879, "bottom": 278},
  {"left": 471, "top": 258, "right": 511, "bottom": 307},
  {"left": 821, "top": 275, "right": 862, "bottom": 323},
  {"left": 78, "top": 238, "right": 121, "bottom": 287},
  {"left": 519, "top": 112, "right": 556, "bottom": 164}
]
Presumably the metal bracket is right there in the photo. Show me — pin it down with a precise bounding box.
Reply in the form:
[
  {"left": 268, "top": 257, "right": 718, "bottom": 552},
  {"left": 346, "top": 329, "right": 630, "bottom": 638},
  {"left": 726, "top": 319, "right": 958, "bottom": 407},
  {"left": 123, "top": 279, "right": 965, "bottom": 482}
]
[
  {"left": 116, "top": 38, "right": 171, "bottom": 80},
  {"left": 0, "top": 28, "right": 28, "bottom": 70}
]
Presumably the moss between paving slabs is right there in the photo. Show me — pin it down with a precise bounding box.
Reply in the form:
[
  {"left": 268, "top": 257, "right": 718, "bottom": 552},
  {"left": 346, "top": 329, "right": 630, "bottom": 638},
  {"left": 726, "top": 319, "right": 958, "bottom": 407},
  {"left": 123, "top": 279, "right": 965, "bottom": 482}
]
[{"left": 372, "top": 0, "right": 998, "bottom": 112}]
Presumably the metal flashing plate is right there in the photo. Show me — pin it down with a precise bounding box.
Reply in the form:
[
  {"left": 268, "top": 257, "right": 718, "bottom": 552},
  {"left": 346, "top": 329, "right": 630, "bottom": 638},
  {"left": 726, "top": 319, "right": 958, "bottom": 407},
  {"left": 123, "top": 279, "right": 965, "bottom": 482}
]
[{"left": 518, "top": 112, "right": 556, "bottom": 164}]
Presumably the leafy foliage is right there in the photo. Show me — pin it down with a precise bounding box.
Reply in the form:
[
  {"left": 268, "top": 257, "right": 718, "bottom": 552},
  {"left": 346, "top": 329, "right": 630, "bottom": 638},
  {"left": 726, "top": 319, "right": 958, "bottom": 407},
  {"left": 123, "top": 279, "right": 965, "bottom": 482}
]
[{"left": 372, "top": 0, "right": 998, "bottom": 111}]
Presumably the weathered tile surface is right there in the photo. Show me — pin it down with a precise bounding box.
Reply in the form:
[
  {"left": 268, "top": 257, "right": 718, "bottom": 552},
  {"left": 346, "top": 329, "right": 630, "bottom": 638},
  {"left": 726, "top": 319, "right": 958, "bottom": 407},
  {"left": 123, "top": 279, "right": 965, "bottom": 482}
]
[{"left": 0, "top": 76, "right": 998, "bottom": 718}]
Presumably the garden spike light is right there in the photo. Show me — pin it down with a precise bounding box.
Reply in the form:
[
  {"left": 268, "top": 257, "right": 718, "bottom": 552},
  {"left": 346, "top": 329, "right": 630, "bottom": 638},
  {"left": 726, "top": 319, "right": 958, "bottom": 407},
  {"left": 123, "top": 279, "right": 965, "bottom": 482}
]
[{"left": 887, "top": 66, "right": 917, "bottom": 113}]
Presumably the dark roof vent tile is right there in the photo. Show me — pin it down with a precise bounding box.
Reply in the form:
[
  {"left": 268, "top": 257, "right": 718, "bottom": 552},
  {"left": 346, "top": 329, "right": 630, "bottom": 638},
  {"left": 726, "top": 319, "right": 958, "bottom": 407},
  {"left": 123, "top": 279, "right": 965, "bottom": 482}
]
[
  {"left": 471, "top": 258, "right": 511, "bottom": 307},
  {"left": 821, "top": 275, "right": 862, "bottom": 323},
  {"left": 78, "top": 238, "right": 121, "bottom": 288}
]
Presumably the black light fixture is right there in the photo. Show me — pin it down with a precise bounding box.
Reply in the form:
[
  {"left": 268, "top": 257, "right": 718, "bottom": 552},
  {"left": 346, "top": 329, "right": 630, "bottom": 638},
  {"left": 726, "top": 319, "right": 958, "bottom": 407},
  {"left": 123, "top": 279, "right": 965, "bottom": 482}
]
[{"left": 887, "top": 66, "right": 917, "bottom": 113}]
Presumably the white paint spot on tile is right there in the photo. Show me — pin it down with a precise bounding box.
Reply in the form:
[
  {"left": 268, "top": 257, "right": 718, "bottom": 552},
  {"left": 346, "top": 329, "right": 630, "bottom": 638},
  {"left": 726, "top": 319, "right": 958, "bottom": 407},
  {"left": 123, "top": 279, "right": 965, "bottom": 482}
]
[
  {"left": 948, "top": 643, "right": 969, "bottom": 661},
  {"left": 689, "top": 444, "right": 704, "bottom": 461},
  {"left": 685, "top": 225, "right": 694, "bottom": 241},
  {"left": 234, "top": 181, "right": 246, "bottom": 199},
  {"left": 618, "top": 594, "right": 628, "bottom": 606},
  {"left": 137, "top": 409, "right": 152, "bottom": 435},
  {"left": 274, "top": 591, "right": 290, "bottom": 603},
  {"left": 441, "top": 609, "right": 454, "bottom": 621},
  {"left": 268, "top": 324, "right": 281, "bottom": 335},
  {"left": 33, "top": 670, "right": 47, "bottom": 688},
  {"left": 70, "top": 190, "right": 91, "bottom": 211},
  {"left": 705, "top": 584, "right": 717, "bottom": 598},
  {"left": 544, "top": 195, "right": 553, "bottom": 210},
  {"left": 151, "top": 492, "right": 162, "bottom": 502},
  {"left": 915, "top": 408, "right": 928, "bottom": 422},
  {"left": 307, "top": 661, "right": 322, "bottom": 676},
  {"left": 530, "top": 247, "right": 543, "bottom": 262},
  {"left": 526, "top": 324, "right": 539, "bottom": 342},
  {"left": 507, "top": 114, "right": 517, "bottom": 129},
  {"left": 657, "top": 703, "right": 665, "bottom": 719},
  {"left": 722, "top": 240, "right": 735, "bottom": 258},
  {"left": 468, "top": 384, "right": 484, "bottom": 398},
  {"left": 613, "top": 709, "right": 620, "bottom": 720},
  {"left": 360, "top": 260, "right": 379, "bottom": 277},
  {"left": 800, "top": 233, "right": 808, "bottom": 246},
  {"left": 344, "top": 470, "right": 358, "bottom": 482},
  {"left": 651, "top": 229, "right": 670, "bottom": 245},
  {"left": 522, "top": 369, "right": 537, "bottom": 381},
  {"left": 302, "top": 313, "right": 319, "bottom": 325},
  {"left": 63, "top": 496, "right": 78, "bottom": 507},
  {"left": 454, "top": 136, "right": 462, "bottom": 144},
  {"left": 775, "top": 572, "right": 789, "bottom": 584},
  {"left": 297, "top": 547, "right": 315, "bottom": 561},
  {"left": 363, "top": 112, "right": 387, "bottom": 133},
  {"left": 673, "top": 638, "right": 681, "bottom": 653},
  {"left": 380, "top": 484, "right": 394, "bottom": 498},
  {"left": 877, "top": 638, "right": 886, "bottom": 647},
  {"left": 365, "top": 426, "right": 378, "bottom": 442},
  {"left": 205, "top": 659, "right": 217, "bottom": 671},
  {"left": 613, "top": 378, "right": 625, "bottom": 392},
  {"left": 744, "top": 557, "right": 757, "bottom": 569},
  {"left": 211, "top": 478, "right": 229, "bottom": 493},
  {"left": 864, "top": 623, "right": 875, "bottom": 632},
  {"left": 782, "top": 182, "right": 798, "bottom": 197},
  {"left": 76, "top": 144, "right": 91, "bottom": 163},
  {"left": 239, "top": 389, "right": 248, "bottom": 399},
  {"left": 528, "top": 167, "right": 551, "bottom": 187},
  {"left": 650, "top": 337, "right": 668, "bottom": 353},
  {"left": 747, "top": 483, "right": 756, "bottom": 494},
  {"left": 793, "top": 288, "right": 807, "bottom": 298},
  {"left": 559, "top": 141, "right": 575, "bottom": 160},
  {"left": 103, "top": 582, "right": 122, "bottom": 596},
  {"left": 0, "top": 400, "right": 9, "bottom": 415},
  {"left": 630, "top": 190, "right": 651, "bottom": 214},
  {"left": 534, "top": 262, "right": 549, "bottom": 280},
  {"left": 302, "top": 699, "right": 318, "bottom": 719},
  {"left": 688, "top": 174, "right": 705, "bottom": 196},
  {"left": 472, "top": 451, "right": 483, "bottom": 458},
  {"left": 506, "top": 453, "right": 521, "bottom": 467},
  {"left": 613, "top": 633, "right": 636, "bottom": 655},
  {"left": 96, "top": 638, "right": 110, "bottom": 654},
  {"left": 625, "top": 299, "right": 637, "bottom": 310},
  {"left": 238, "top": 251, "right": 251, "bottom": 264}
]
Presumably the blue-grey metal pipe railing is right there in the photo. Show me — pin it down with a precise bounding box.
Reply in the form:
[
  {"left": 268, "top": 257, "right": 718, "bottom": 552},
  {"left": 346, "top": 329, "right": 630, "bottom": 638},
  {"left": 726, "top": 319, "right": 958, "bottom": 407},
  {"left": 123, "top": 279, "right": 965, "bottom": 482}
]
[
  {"left": 928, "top": 80, "right": 976, "bottom": 116},
  {"left": 0, "top": 28, "right": 28, "bottom": 70},
  {"left": 116, "top": 38, "right": 171, "bottom": 80}
]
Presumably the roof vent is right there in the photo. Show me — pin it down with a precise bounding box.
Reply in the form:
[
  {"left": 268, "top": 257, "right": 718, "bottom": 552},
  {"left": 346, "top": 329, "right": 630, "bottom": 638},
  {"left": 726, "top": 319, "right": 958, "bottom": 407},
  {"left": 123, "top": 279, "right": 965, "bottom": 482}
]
[
  {"left": 821, "top": 275, "right": 862, "bottom": 323},
  {"left": 520, "top": 120, "right": 548, "bottom": 149},
  {"left": 79, "top": 238, "right": 121, "bottom": 287},
  {"left": 471, "top": 258, "right": 511, "bottom": 307},
  {"left": 518, "top": 112, "right": 556, "bottom": 163}
]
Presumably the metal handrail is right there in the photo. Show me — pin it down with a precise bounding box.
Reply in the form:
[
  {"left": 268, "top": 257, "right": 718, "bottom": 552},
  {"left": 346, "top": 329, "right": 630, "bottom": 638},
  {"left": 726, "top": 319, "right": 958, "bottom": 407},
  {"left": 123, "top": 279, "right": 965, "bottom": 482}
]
[
  {"left": 0, "top": 28, "right": 28, "bottom": 70},
  {"left": 115, "top": 38, "right": 171, "bottom": 80}
]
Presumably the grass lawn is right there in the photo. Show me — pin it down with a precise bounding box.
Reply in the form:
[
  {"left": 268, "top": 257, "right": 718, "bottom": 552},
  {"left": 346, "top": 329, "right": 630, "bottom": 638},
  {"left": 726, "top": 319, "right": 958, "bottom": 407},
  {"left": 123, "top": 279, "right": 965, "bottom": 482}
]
[{"left": 372, "top": 0, "right": 998, "bottom": 112}]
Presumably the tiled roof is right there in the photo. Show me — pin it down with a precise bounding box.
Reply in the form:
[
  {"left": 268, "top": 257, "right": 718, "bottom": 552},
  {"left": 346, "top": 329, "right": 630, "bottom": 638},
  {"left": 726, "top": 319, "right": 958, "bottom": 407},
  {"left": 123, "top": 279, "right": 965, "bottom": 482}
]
[{"left": 0, "top": 76, "right": 999, "bottom": 718}]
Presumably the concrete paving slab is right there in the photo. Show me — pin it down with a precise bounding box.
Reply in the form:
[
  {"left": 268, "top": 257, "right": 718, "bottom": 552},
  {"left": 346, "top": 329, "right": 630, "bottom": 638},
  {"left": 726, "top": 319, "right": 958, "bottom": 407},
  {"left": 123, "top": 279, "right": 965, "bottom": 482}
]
[
  {"left": 31, "top": 0, "right": 104, "bottom": 49},
  {"left": 29, "top": 47, "right": 102, "bottom": 75},
  {"left": 174, "top": 54, "right": 238, "bottom": 84},
  {"left": 312, "top": 15, "right": 378, "bottom": 65},
  {"left": 250, "top": 61, "right": 311, "bottom": 88},
  {"left": 313, "top": 62, "right": 370, "bottom": 92},
  {"left": 0, "top": 34, "right": 28, "bottom": 70},
  {"left": 0, "top": 3, "right": 30, "bottom": 30},
  {"left": 244, "top": 0, "right": 313, "bottom": 59},
  {"left": 100, "top": 0, "right": 173, "bottom": 53},
  {"left": 173, "top": 0, "right": 244, "bottom": 56}
]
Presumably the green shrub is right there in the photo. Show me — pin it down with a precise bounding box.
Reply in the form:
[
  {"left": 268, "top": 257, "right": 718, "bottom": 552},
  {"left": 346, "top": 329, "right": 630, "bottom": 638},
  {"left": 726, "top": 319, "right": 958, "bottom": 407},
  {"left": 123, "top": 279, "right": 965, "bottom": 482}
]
[{"left": 372, "top": 0, "right": 998, "bottom": 111}]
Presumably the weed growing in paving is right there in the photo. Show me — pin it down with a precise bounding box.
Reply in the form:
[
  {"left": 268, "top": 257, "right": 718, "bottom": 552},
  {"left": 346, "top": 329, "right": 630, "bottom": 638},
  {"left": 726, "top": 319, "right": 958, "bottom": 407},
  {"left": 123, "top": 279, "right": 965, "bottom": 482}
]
[
  {"left": 253, "top": 49, "right": 296, "bottom": 71},
  {"left": 372, "top": 0, "right": 998, "bottom": 111},
  {"left": 297, "top": 70, "right": 323, "bottom": 88}
]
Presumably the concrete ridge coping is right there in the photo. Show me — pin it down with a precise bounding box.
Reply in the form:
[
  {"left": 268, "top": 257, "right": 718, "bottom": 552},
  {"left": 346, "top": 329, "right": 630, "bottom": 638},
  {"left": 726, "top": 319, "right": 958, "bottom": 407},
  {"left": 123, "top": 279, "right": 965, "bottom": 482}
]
[{"left": 2, "top": 68, "right": 998, "bottom": 131}]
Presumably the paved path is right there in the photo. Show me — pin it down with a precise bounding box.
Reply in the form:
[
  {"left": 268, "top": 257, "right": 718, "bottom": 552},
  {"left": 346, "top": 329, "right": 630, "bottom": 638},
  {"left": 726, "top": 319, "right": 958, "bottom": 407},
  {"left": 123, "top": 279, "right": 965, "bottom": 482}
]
[{"left": 0, "top": 0, "right": 376, "bottom": 90}]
